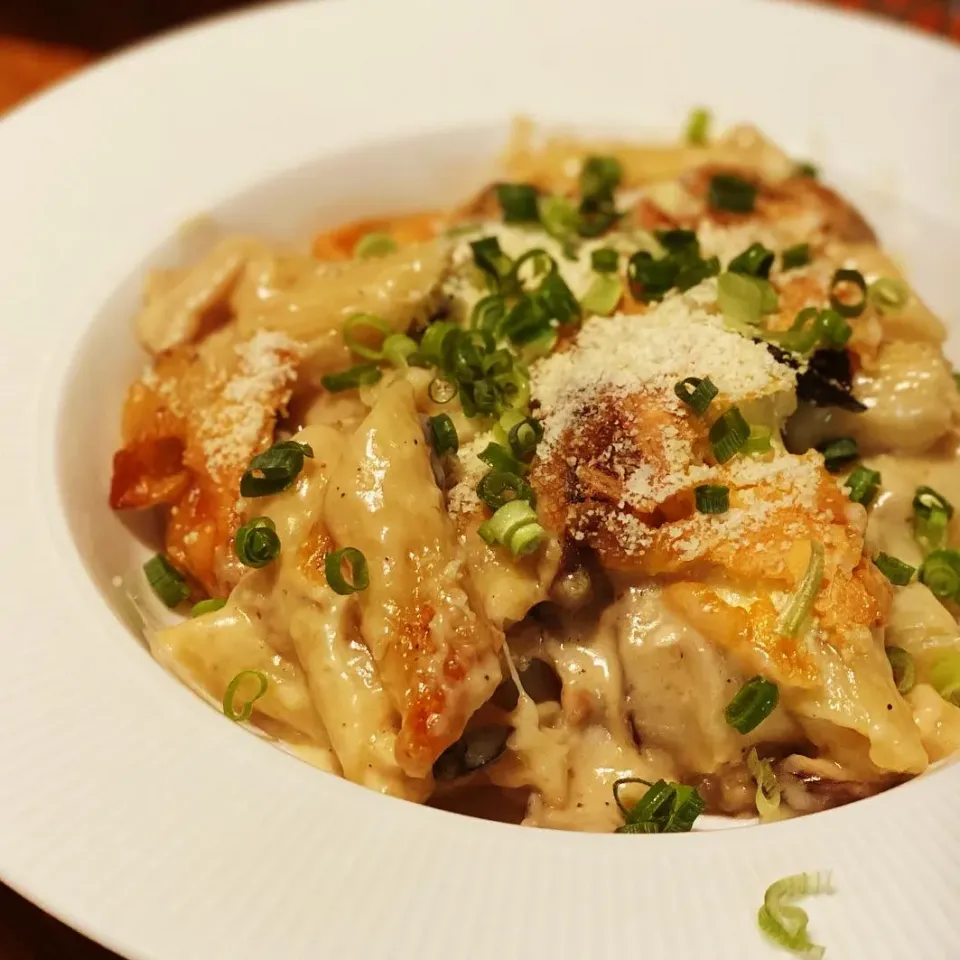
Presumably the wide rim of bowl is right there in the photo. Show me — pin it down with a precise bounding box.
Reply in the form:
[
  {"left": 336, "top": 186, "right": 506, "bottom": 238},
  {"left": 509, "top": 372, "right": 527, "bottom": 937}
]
[{"left": 0, "top": 1, "right": 959, "bottom": 958}]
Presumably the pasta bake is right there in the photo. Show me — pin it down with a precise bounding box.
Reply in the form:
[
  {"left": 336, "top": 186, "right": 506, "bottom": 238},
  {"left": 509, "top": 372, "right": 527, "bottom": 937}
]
[{"left": 109, "top": 115, "right": 960, "bottom": 833}]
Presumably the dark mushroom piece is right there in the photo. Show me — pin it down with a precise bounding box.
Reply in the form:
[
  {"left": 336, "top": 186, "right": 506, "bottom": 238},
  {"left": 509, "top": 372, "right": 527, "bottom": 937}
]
[
  {"left": 490, "top": 657, "right": 563, "bottom": 712},
  {"left": 432, "top": 725, "right": 512, "bottom": 782}
]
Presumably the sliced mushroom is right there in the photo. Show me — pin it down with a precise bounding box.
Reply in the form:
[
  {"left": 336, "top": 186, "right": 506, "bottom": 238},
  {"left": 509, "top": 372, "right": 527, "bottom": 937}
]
[
  {"left": 432, "top": 725, "right": 512, "bottom": 781},
  {"left": 490, "top": 658, "right": 563, "bottom": 712},
  {"left": 777, "top": 754, "right": 905, "bottom": 814}
]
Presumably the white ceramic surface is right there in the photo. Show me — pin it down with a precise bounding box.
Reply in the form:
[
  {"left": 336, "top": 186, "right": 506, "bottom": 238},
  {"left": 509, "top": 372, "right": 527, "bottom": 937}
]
[{"left": 0, "top": 1, "right": 958, "bottom": 957}]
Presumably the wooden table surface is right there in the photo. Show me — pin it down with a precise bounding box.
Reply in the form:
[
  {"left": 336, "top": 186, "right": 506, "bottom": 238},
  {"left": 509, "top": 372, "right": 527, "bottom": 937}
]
[{"left": 0, "top": 3, "right": 956, "bottom": 956}]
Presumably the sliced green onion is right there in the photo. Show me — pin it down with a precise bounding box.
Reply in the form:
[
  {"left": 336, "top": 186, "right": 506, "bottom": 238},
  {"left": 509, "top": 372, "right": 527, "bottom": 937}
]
[
  {"left": 428, "top": 414, "right": 459, "bottom": 456},
  {"left": 707, "top": 173, "right": 757, "bottom": 213},
  {"left": 919, "top": 549, "right": 960, "bottom": 600},
  {"left": 508, "top": 417, "right": 544, "bottom": 461},
  {"left": 757, "top": 872, "right": 833, "bottom": 960},
  {"left": 536, "top": 271, "right": 581, "bottom": 325},
  {"left": 591, "top": 247, "right": 619, "bottom": 273},
  {"left": 770, "top": 307, "right": 850, "bottom": 355},
  {"left": 240, "top": 440, "right": 315, "bottom": 497},
  {"left": 354, "top": 232, "right": 397, "bottom": 258},
  {"left": 495, "top": 182, "right": 540, "bottom": 223},
  {"left": 868, "top": 277, "right": 910, "bottom": 314},
  {"left": 695, "top": 484, "right": 729, "bottom": 514},
  {"left": 913, "top": 486, "right": 954, "bottom": 553},
  {"left": 580, "top": 155, "right": 622, "bottom": 204},
  {"left": 235, "top": 516, "right": 280, "bottom": 568},
  {"left": 746, "top": 748, "right": 781, "bottom": 821},
  {"left": 675, "top": 255, "right": 720, "bottom": 292},
  {"left": 674, "top": 376, "right": 718, "bottom": 416},
  {"left": 685, "top": 107, "right": 711, "bottom": 146},
  {"left": 829, "top": 268, "right": 868, "bottom": 318},
  {"left": 379, "top": 334, "right": 415, "bottom": 368},
  {"left": 191, "top": 597, "right": 227, "bottom": 617},
  {"left": 419, "top": 321, "right": 457, "bottom": 365},
  {"left": 777, "top": 541, "right": 825, "bottom": 637},
  {"left": 627, "top": 251, "right": 677, "bottom": 303},
  {"left": 511, "top": 249, "right": 557, "bottom": 292},
  {"left": 816, "top": 308, "right": 852, "bottom": 347},
  {"left": 321, "top": 363, "right": 382, "bottom": 393},
  {"left": 325, "top": 547, "right": 369, "bottom": 595},
  {"left": 470, "top": 236, "right": 513, "bottom": 289},
  {"left": 655, "top": 228, "right": 699, "bottom": 253},
  {"left": 725, "top": 676, "right": 779, "bottom": 733},
  {"left": 729, "top": 243, "right": 774, "bottom": 279},
  {"left": 492, "top": 409, "right": 525, "bottom": 447},
  {"left": 143, "top": 554, "right": 190, "bottom": 608},
  {"left": 930, "top": 650, "right": 960, "bottom": 706},
  {"left": 477, "top": 499, "right": 545, "bottom": 556},
  {"left": 538, "top": 195, "right": 580, "bottom": 247},
  {"left": 816, "top": 437, "right": 858, "bottom": 473},
  {"left": 479, "top": 442, "right": 527, "bottom": 476},
  {"left": 581, "top": 274, "right": 624, "bottom": 316},
  {"left": 343, "top": 313, "right": 393, "bottom": 360},
  {"left": 874, "top": 553, "right": 916, "bottom": 586},
  {"left": 709, "top": 406, "right": 750, "bottom": 464},
  {"left": 781, "top": 243, "right": 811, "bottom": 271},
  {"left": 222, "top": 670, "right": 268, "bottom": 722},
  {"left": 428, "top": 376, "right": 457, "bottom": 405},
  {"left": 743, "top": 425, "right": 773, "bottom": 456},
  {"left": 471, "top": 294, "right": 507, "bottom": 333},
  {"left": 954, "top": 371, "right": 960, "bottom": 393},
  {"left": 795, "top": 160, "right": 819, "bottom": 178},
  {"left": 886, "top": 646, "right": 916, "bottom": 694},
  {"left": 613, "top": 777, "right": 704, "bottom": 834},
  {"left": 476, "top": 471, "right": 535, "bottom": 511},
  {"left": 716, "top": 271, "right": 766, "bottom": 325},
  {"left": 844, "top": 465, "right": 881, "bottom": 505}
]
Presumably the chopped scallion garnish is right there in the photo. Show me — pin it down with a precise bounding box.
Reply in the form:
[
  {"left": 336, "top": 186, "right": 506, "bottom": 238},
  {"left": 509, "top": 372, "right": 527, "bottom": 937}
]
[
  {"left": 746, "top": 748, "right": 781, "bottom": 821},
  {"left": 495, "top": 182, "right": 540, "bottom": 223},
  {"left": 508, "top": 417, "right": 544, "bottom": 461},
  {"left": 795, "top": 160, "right": 820, "bottom": 178},
  {"left": 674, "top": 376, "right": 718, "bottom": 416},
  {"left": 325, "top": 547, "right": 369, "bottom": 595},
  {"left": 343, "top": 312, "right": 393, "bottom": 360},
  {"left": 695, "top": 484, "right": 729, "bottom": 514},
  {"left": 590, "top": 247, "right": 619, "bottom": 273},
  {"left": 919, "top": 549, "right": 960, "bottom": 600},
  {"left": 479, "top": 441, "right": 527, "bottom": 476},
  {"left": 757, "top": 872, "right": 833, "bottom": 959},
  {"left": 354, "top": 232, "right": 397, "bottom": 258},
  {"left": 191, "top": 597, "right": 227, "bottom": 617},
  {"left": 912, "top": 486, "right": 954, "bottom": 553},
  {"left": 240, "top": 440, "right": 315, "bottom": 497},
  {"left": 728, "top": 242, "right": 774, "bottom": 279},
  {"left": 778, "top": 542, "right": 825, "bottom": 636},
  {"left": 477, "top": 500, "right": 545, "bottom": 556},
  {"left": 382, "top": 333, "right": 417, "bottom": 367},
  {"left": 235, "top": 516, "right": 281, "bottom": 568},
  {"left": 471, "top": 294, "right": 507, "bottom": 333},
  {"left": 930, "top": 650, "right": 960, "bottom": 706},
  {"left": 743, "top": 425, "right": 773, "bottom": 456},
  {"left": 828, "top": 268, "right": 868, "bottom": 318},
  {"left": 476, "top": 471, "right": 535, "bottom": 511},
  {"left": 781, "top": 243, "right": 811, "bottom": 271},
  {"left": 581, "top": 274, "right": 623, "bottom": 316},
  {"left": 143, "top": 554, "right": 190, "bottom": 608},
  {"left": 428, "top": 413, "right": 459, "bottom": 456},
  {"left": 868, "top": 277, "right": 910, "bottom": 314},
  {"left": 685, "top": 107, "right": 711, "bottom": 146},
  {"left": 717, "top": 271, "right": 773, "bottom": 325},
  {"left": 874, "top": 553, "right": 916, "bottom": 586},
  {"left": 709, "top": 406, "right": 750, "bottom": 463},
  {"left": 885, "top": 646, "right": 916, "bottom": 694},
  {"left": 321, "top": 363, "right": 383, "bottom": 393},
  {"left": 222, "top": 670, "right": 269, "bottom": 722},
  {"left": 471, "top": 236, "right": 514, "bottom": 289},
  {"left": 707, "top": 173, "right": 757, "bottom": 213},
  {"left": 613, "top": 777, "right": 704, "bottom": 834},
  {"left": 844, "top": 465, "right": 881, "bottom": 505},
  {"left": 725, "top": 677, "right": 779, "bottom": 733},
  {"left": 817, "top": 436, "right": 858, "bottom": 473}
]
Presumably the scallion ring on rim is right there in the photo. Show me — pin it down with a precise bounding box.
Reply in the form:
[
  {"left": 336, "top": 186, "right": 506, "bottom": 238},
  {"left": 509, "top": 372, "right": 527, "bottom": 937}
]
[
  {"left": 844, "top": 465, "right": 881, "bottom": 505},
  {"left": 707, "top": 173, "right": 757, "bottom": 213},
  {"left": 919, "top": 549, "right": 960, "bottom": 600},
  {"left": 354, "top": 232, "right": 397, "bottom": 258},
  {"left": 757, "top": 872, "right": 833, "bottom": 960},
  {"left": 321, "top": 363, "right": 382, "bottom": 393},
  {"left": 724, "top": 676, "right": 779, "bottom": 733},
  {"left": 143, "top": 554, "right": 190, "bottom": 608},
  {"left": 709, "top": 406, "right": 750, "bottom": 464},
  {"left": 191, "top": 597, "right": 227, "bottom": 617},
  {"left": 495, "top": 182, "right": 540, "bottom": 223},
  {"left": 816, "top": 436, "right": 858, "bottom": 473},
  {"left": 781, "top": 243, "right": 811, "bottom": 271},
  {"left": 428, "top": 413, "right": 459, "bottom": 456},
  {"left": 695, "top": 484, "right": 729, "bottom": 514},
  {"left": 240, "top": 440, "right": 315, "bottom": 497},
  {"left": 591, "top": 247, "right": 619, "bottom": 273},
  {"left": 685, "top": 106, "right": 711, "bottom": 145},
  {"left": 777, "top": 541, "right": 825, "bottom": 637},
  {"left": 476, "top": 471, "right": 535, "bottom": 511},
  {"left": 930, "top": 650, "right": 960, "bottom": 706},
  {"left": 746, "top": 748, "right": 781, "bottom": 821},
  {"left": 235, "top": 516, "right": 281, "bottom": 568},
  {"left": 885, "top": 646, "right": 916, "bottom": 694},
  {"left": 913, "top": 485, "right": 954, "bottom": 553},
  {"left": 382, "top": 333, "right": 417, "bottom": 367},
  {"left": 874, "top": 553, "right": 916, "bottom": 586},
  {"left": 222, "top": 669, "right": 269, "bottom": 722},
  {"left": 868, "top": 277, "right": 910, "bottom": 314},
  {"left": 580, "top": 274, "right": 623, "bottom": 316},
  {"left": 325, "top": 547, "right": 369, "bottom": 595},
  {"left": 343, "top": 312, "right": 393, "bottom": 360},
  {"left": 728, "top": 242, "right": 774, "bottom": 279},
  {"left": 743, "top": 425, "right": 773, "bottom": 456},
  {"left": 828, "top": 267, "right": 868, "bottom": 318},
  {"left": 674, "top": 376, "right": 718, "bottom": 416},
  {"left": 477, "top": 500, "right": 545, "bottom": 557},
  {"left": 613, "top": 777, "right": 704, "bottom": 834},
  {"left": 428, "top": 376, "right": 457, "bottom": 404}
]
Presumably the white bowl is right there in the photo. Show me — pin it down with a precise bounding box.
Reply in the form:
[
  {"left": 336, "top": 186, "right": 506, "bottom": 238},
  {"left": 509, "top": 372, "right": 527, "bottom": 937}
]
[{"left": 1, "top": 1, "right": 958, "bottom": 957}]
